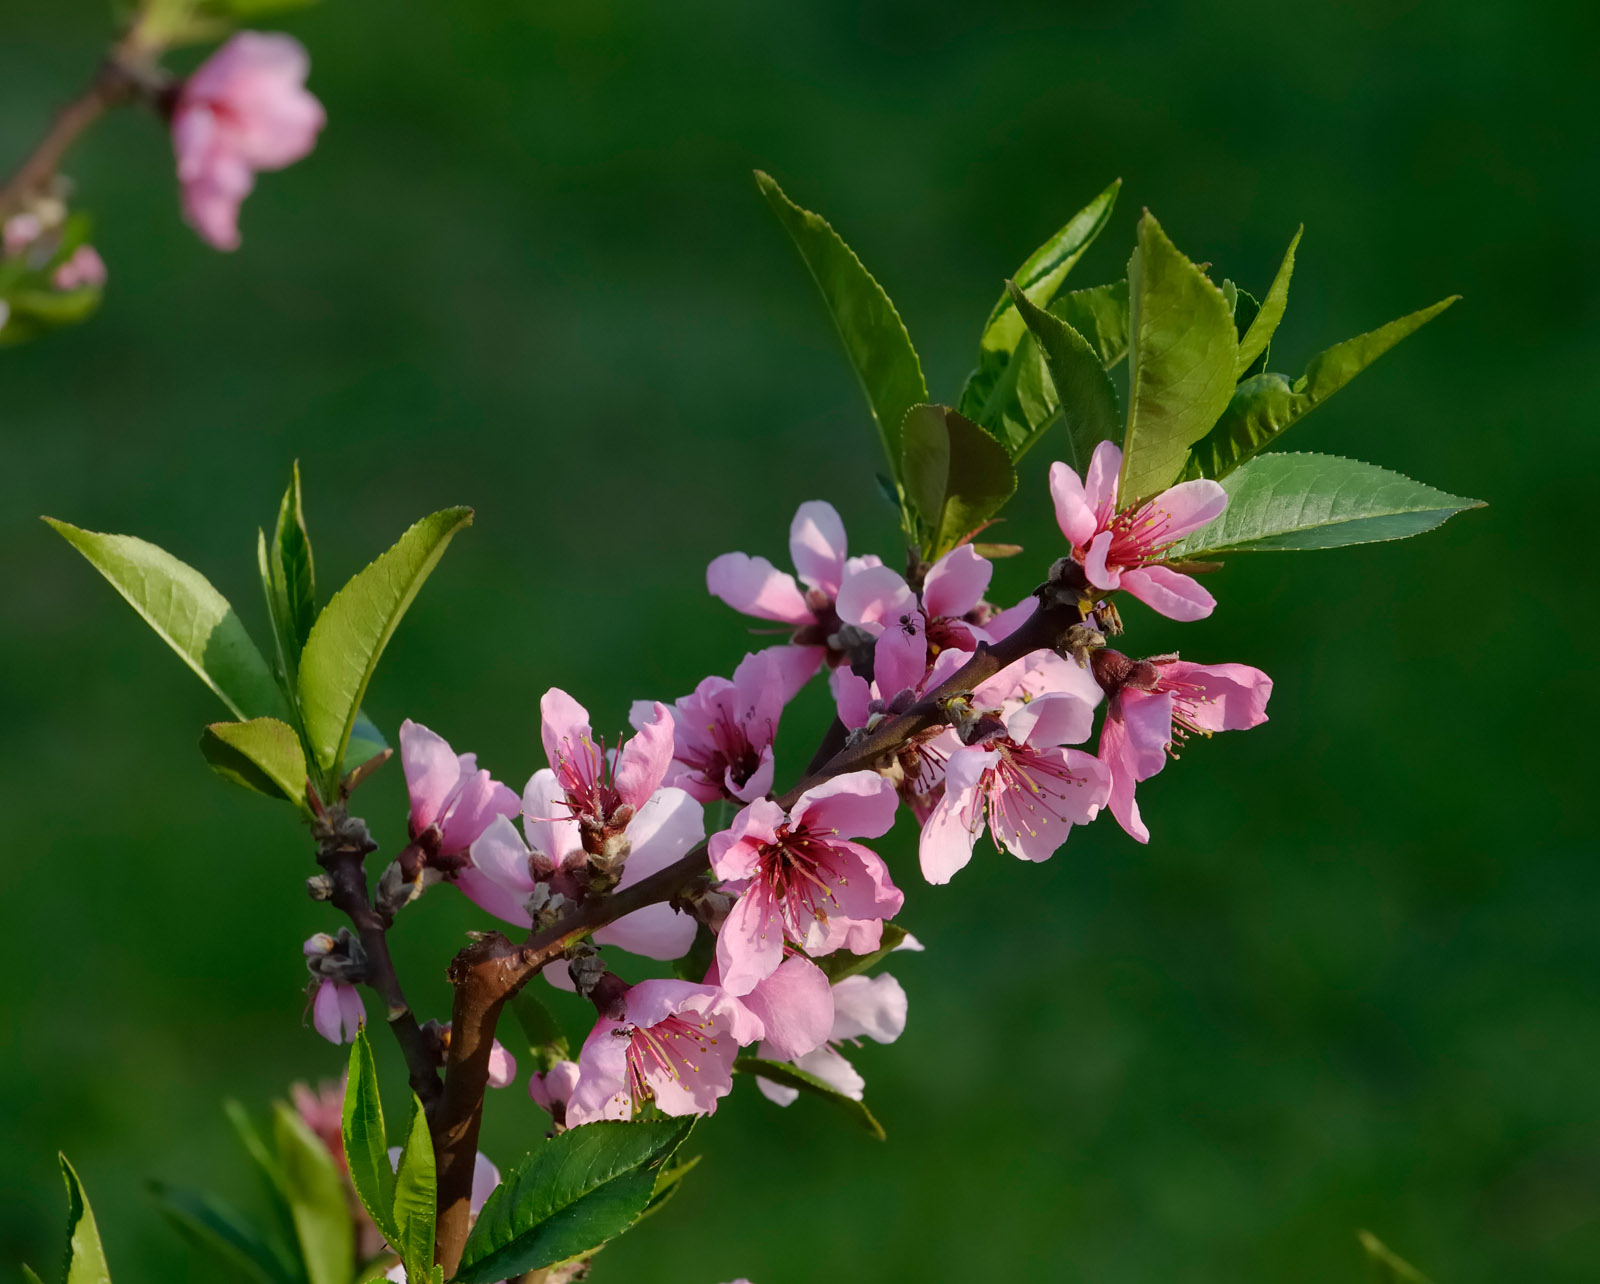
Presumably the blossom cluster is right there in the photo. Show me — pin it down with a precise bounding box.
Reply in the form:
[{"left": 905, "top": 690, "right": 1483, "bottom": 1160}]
[{"left": 303, "top": 440, "right": 1273, "bottom": 1144}]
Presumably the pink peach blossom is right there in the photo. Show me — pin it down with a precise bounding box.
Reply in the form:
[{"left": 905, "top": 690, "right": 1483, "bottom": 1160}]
[
  {"left": 540, "top": 688, "right": 674, "bottom": 834},
  {"left": 566, "top": 979, "right": 762, "bottom": 1124},
  {"left": 172, "top": 32, "right": 325, "bottom": 250},
  {"left": 52, "top": 245, "right": 105, "bottom": 291},
  {"left": 635, "top": 650, "right": 787, "bottom": 805},
  {"left": 528, "top": 1059, "right": 581, "bottom": 1125},
  {"left": 1050, "top": 440, "right": 1227, "bottom": 621},
  {"left": 706, "top": 500, "right": 884, "bottom": 687},
  {"left": 310, "top": 979, "right": 364, "bottom": 1044},
  {"left": 399, "top": 720, "right": 520, "bottom": 863},
  {"left": 710, "top": 773, "right": 903, "bottom": 995},
  {"left": 1093, "top": 652, "right": 1272, "bottom": 843},
  {"left": 919, "top": 691, "right": 1110, "bottom": 884}
]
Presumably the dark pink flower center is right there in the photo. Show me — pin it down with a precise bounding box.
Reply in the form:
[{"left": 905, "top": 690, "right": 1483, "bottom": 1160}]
[
  {"left": 1098, "top": 497, "right": 1190, "bottom": 570},
  {"left": 754, "top": 823, "right": 846, "bottom": 939},
  {"left": 553, "top": 729, "right": 625, "bottom": 821}
]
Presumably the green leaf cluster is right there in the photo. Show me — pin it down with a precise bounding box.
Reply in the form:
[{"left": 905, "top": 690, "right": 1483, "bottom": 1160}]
[
  {"left": 47, "top": 464, "right": 472, "bottom": 808},
  {"left": 759, "top": 172, "right": 1479, "bottom": 566},
  {"left": 0, "top": 213, "right": 103, "bottom": 348},
  {"left": 21, "top": 1157, "right": 113, "bottom": 1284},
  {"left": 151, "top": 1097, "right": 362, "bottom": 1284}
]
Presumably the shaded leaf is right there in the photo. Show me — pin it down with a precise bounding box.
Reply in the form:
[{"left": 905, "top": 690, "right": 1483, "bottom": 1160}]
[
  {"left": 1358, "top": 1231, "right": 1432, "bottom": 1283},
  {"left": 1183, "top": 297, "right": 1458, "bottom": 481},
  {"left": 345, "top": 711, "right": 389, "bottom": 776},
  {"left": 510, "top": 990, "right": 571, "bottom": 1072},
  {"left": 392, "top": 1098, "right": 436, "bottom": 1284},
  {"left": 635, "top": 1155, "right": 701, "bottom": 1224},
  {"left": 343, "top": 1031, "right": 400, "bottom": 1246},
  {"left": 754, "top": 171, "right": 927, "bottom": 493},
  {"left": 1170, "top": 453, "right": 1483, "bottom": 558},
  {"left": 1236, "top": 226, "right": 1301, "bottom": 376},
  {"left": 734, "top": 1059, "right": 886, "bottom": 1140},
  {"left": 1006, "top": 281, "right": 1120, "bottom": 470},
  {"left": 454, "top": 1119, "right": 694, "bottom": 1284},
  {"left": 1051, "top": 281, "right": 1130, "bottom": 367},
  {"left": 296, "top": 507, "right": 473, "bottom": 781},
  {"left": 272, "top": 1103, "right": 355, "bottom": 1284},
  {"left": 45, "top": 519, "right": 287, "bottom": 722},
  {"left": 900, "top": 405, "right": 1016, "bottom": 560},
  {"left": 200, "top": 718, "right": 309, "bottom": 808},
  {"left": 21, "top": 1267, "right": 45, "bottom": 1284},
  {"left": 815, "top": 923, "right": 909, "bottom": 983},
  {"left": 1120, "top": 213, "right": 1240, "bottom": 503},
  {"left": 58, "top": 1156, "right": 112, "bottom": 1284},
  {"left": 149, "top": 1182, "right": 298, "bottom": 1284},
  {"left": 960, "top": 180, "right": 1121, "bottom": 418},
  {"left": 263, "top": 462, "right": 316, "bottom": 685}
]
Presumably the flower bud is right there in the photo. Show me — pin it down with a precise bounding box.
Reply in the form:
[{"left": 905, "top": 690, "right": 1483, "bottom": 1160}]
[{"left": 304, "top": 873, "right": 334, "bottom": 901}]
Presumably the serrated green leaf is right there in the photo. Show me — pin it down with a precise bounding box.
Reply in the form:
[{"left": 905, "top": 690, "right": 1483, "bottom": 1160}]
[
  {"left": 343, "top": 1031, "right": 400, "bottom": 1246},
  {"left": 272, "top": 1103, "right": 355, "bottom": 1284},
  {"left": 1120, "top": 213, "right": 1240, "bottom": 503},
  {"left": 1006, "top": 282, "right": 1120, "bottom": 470},
  {"left": 57, "top": 1156, "right": 112, "bottom": 1284},
  {"left": 296, "top": 507, "right": 473, "bottom": 782},
  {"left": 454, "top": 1119, "right": 693, "bottom": 1284},
  {"left": 754, "top": 170, "right": 927, "bottom": 497},
  {"left": 392, "top": 1098, "right": 435, "bottom": 1283},
  {"left": 1183, "top": 297, "right": 1458, "bottom": 481},
  {"left": 1358, "top": 1231, "right": 1432, "bottom": 1283},
  {"left": 900, "top": 405, "right": 1016, "bottom": 560},
  {"left": 1170, "top": 453, "right": 1483, "bottom": 558},
  {"left": 149, "top": 1181, "right": 298, "bottom": 1284},
  {"left": 1236, "top": 227, "right": 1301, "bottom": 377},
  {"left": 45, "top": 519, "right": 287, "bottom": 722},
  {"left": 1051, "top": 281, "right": 1130, "bottom": 368},
  {"left": 734, "top": 1058, "right": 886, "bottom": 1139},
  {"left": 969, "top": 179, "right": 1120, "bottom": 379},
  {"left": 815, "top": 923, "right": 909, "bottom": 984},
  {"left": 200, "top": 718, "right": 309, "bottom": 807}
]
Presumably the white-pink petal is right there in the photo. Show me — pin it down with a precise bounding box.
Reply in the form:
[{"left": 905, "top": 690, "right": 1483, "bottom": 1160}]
[
  {"left": 788, "top": 500, "right": 848, "bottom": 595},
  {"left": 922, "top": 544, "right": 993, "bottom": 619},
  {"left": 706, "top": 553, "right": 812, "bottom": 625}
]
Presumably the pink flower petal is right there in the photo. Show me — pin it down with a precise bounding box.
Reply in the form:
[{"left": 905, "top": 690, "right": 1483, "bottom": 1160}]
[
  {"left": 872, "top": 613, "right": 927, "bottom": 699},
  {"left": 1084, "top": 529, "right": 1120, "bottom": 590},
  {"left": 739, "top": 956, "right": 835, "bottom": 1061},
  {"left": 469, "top": 814, "right": 536, "bottom": 894},
  {"left": 715, "top": 887, "right": 785, "bottom": 995},
  {"left": 1161, "top": 660, "right": 1273, "bottom": 731},
  {"left": 486, "top": 1040, "right": 517, "bottom": 1089},
  {"left": 1098, "top": 717, "right": 1151, "bottom": 844},
  {"left": 1146, "top": 478, "right": 1228, "bottom": 542},
  {"left": 1049, "top": 460, "right": 1099, "bottom": 548},
  {"left": 1118, "top": 565, "right": 1216, "bottom": 621},
  {"left": 791, "top": 771, "right": 899, "bottom": 841},
  {"left": 759, "top": 644, "right": 825, "bottom": 700},
  {"left": 830, "top": 667, "right": 874, "bottom": 730},
  {"left": 1119, "top": 689, "right": 1176, "bottom": 777},
  {"left": 614, "top": 702, "right": 675, "bottom": 809},
  {"left": 399, "top": 719, "right": 461, "bottom": 834},
  {"left": 835, "top": 564, "right": 917, "bottom": 634},
  {"left": 539, "top": 688, "right": 593, "bottom": 777},
  {"left": 829, "top": 972, "right": 908, "bottom": 1044},
  {"left": 1085, "top": 440, "right": 1121, "bottom": 519},
  {"left": 594, "top": 901, "right": 697, "bottom": 960},
  {"left": 706, "top": 553, "right": 812, "bottom": 624},
  {"left": 922, "top": 545, "right": 993, "bottom": 619},
  {"left": 918, "top": 747, "right": 996, "bottom": 884},
  {"left": 453, "top": 866, "right": 532, "bottom": 927},
  {"left": 788, "top": 500, "right": 848, "bottom": 595},
  {"left": 1004, "top": 690, "right": 1097, "bottom": 748},
  {"left": 708, "top": 798, "right": 785, "bottom": 881}
]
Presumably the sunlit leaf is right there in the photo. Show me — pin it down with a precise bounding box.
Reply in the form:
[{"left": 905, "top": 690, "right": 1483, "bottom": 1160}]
[
  {"left": 272, "top": 1104, "right": 355, "bottom": 1284},
  {"left": 200, "top": 718, "right": 309, "bottom": 808}
]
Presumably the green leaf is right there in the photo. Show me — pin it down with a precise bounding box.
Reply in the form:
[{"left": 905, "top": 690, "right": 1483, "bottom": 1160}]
[
  {"left": 296, "top": 507, "right": 473, "bottom": 781},
  {"left": 1051, "top": 281, "right": 1130, "bottom": 367},
  {"left": 900, "top": 405, "right": 1016, "bottom": 560},
  {"left": 734, "top": 1058, "right": 886, "bottom": 1140},
  {"left": 262, "top": 462, "right": 316, "bottom": 686},
  {"left": 58, "top": 1156, "right": 112, "bottom": 1284},
  {"left": 509, "top": 990, "right": 570, "bottom": 1073},
  {"left": 272, "top": 1103, "right": 355, "bottom": 1284},
  {"left": 815, "top": 922, "right": 909, "bottom": 983},
  {"left": 343, "top": 1031, "right": 400, "bottom": 1246},
  {"left": 970, "top": 179, "right": 1121, "bottom": 378},
  {"left": 635, "top": 1154, "right": 700, "bottom": 1224},
  {"left": 223, "top": 1101, "right": 303, "bottom": 1274},
  {"left": 754, "top": 171, "right": 927, "bottom": 494},
  {"left": 1183, "top": 297, "right": 1459, "bottom": 481},
  {"left": 1236, "top": 226, "right": 1301, "bottom": 377},
  {"left": 453, "top": 1119, "right": 694, "bottom": 1284},
  {"left": 1120, "top": 213, "right": 1239, "bottom": 503},
  {"left": 149, "top": 1182, "right": 298, "bottom": 1284},
  {"left": 1170, "top": 453, "right": 1483, "bottom": 558},
  {"left": 200, "top": 718, "right": 309, "bottom": 807},
  {"left": 1005, "top": 281, "right": 1120, "bottom": 470},
  {"left": 392, "top": 1098, "right": 436, "bottom": 1284},
  {"left": 45, "top": 519, "right": 288, "bottom": 722},
  {"left": 1358, "top": 1231, "right": 1432, "bottom": 1283},
  {"left": 21, "top": 1266, "right": 45, "bottom": 1284},
  {"left": 345, "top": 711, "right": 389, "bottom": 776}
]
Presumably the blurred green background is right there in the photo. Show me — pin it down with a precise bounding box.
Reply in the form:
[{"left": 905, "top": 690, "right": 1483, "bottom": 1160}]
[{"left": 2, "top": 0, "right": 1595, "bottom": 1281}]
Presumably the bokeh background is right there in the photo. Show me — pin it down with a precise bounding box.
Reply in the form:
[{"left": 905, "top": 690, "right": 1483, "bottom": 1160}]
[{"left": 2, "top": 1, "right": 1595, "bottom": 1281}]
